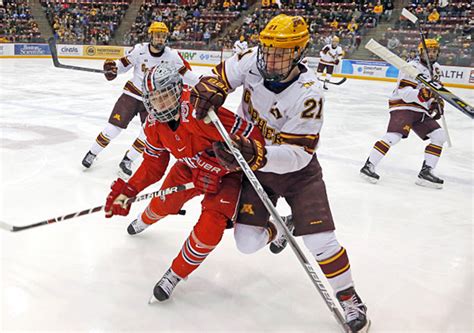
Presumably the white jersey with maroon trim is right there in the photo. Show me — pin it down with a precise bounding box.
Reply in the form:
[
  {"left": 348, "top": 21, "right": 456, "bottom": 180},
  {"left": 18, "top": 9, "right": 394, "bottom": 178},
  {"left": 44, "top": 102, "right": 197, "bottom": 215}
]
[
  {"left": 388, "top": 59, "right": 441, "bottom": 114},
  {"left": 214, "top": 47, "right": 324, "bottom": 175},
  {"left": 115, "top": 43, "right": 199, "bottom": 100},
  {"left": 319, "top": 44, "right": 343, "bottom": 66}
]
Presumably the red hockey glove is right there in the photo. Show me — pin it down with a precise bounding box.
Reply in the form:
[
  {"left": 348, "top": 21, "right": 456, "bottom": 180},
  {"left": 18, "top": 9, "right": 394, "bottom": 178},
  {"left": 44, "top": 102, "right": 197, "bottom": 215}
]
[
  {"left": 190, "top": 76, "right": 229, "bottom": 120},
  {"left": 192, "top": 150, "right": 227, "bottom": 193},
  {"left": 418, "top": 87, "right": 434, "bottom": 103},
  {"left": 213, "top": 135, "right": 267, "bottom": 172},
  {"left": 104, "top": 59, "right": 118, "bottom": 81},
  {"left": 429, "top": 98, "right": 445, "bottom": 120},
  {"left": 105, "top": 178, "right": 139, "bottom": 218}
]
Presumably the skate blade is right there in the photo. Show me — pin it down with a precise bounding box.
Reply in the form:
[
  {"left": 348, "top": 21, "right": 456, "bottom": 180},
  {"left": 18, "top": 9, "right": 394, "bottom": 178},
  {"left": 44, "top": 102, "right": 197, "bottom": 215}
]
[
  {"left": 415, "top": 178, "right": 443, "bottom": 189},
  {"left": 359, "top": 173, "right": 378, "bottom": 184},
  {"left": 358, "top": 319, "right": 371, "bottom": 333},
  {"left": 148, "top": 294, "right": 159, "bottom": 305}
]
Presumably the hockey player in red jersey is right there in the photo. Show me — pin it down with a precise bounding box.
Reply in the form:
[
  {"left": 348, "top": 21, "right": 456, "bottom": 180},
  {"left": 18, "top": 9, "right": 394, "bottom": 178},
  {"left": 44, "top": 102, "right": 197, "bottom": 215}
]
[{"left": 104, "top": 64, "right": 264, "bottom": 302}]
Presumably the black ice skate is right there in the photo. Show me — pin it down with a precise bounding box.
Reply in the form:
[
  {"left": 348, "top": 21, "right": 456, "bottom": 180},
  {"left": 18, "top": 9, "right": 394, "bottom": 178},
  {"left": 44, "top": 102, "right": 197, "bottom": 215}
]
[
  {"left": 359, "top": 159, "right": 380, "bottom": 184},
  {"left": 127, "top": 217, "right": 150, "bottom": 235},
  {"left": 118, "top": 153, "right": 133, "bottom": 177},
  {"left": 149, "top": 268, "right": 182, "bottom": 303},
  {"left": 336, "top": 287, "right": 370, "bottom": 333},
  {"left": 82, "top": 151, "right": 97, "bottom": 168},
  {"left": 416, "top": 161, "right": 443, "bottom": 189},
  {"left": 269, "top": 215, "right": 294, "bottom": 254}
]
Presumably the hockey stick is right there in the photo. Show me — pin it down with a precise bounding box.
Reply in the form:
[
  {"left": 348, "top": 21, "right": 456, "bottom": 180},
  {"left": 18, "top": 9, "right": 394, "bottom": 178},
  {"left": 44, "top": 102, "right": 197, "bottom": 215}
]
[
  {"left": 318, "top": 77, "right": 347, "bottom": 85},
  {"left": 205, "top": 109, "right": 350, "bottom": 333},
  {"left": 401, "top": 8, "right": 452, "bottom": 147},
  {"left": 0, "top": 183, "right": 194, "bottom": 232},
  {"left": 48, "top": 37, "right": 106, "bottom": 74},
  {"left": 365, "top": 39, "right": 473, "bottom": 119}
]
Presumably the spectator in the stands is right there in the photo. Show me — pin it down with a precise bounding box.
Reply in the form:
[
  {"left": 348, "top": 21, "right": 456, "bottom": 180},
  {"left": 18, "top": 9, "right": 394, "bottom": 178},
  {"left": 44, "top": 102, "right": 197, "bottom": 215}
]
[{"left": 428, "top": 8, "right": 440, "bottom": 23}]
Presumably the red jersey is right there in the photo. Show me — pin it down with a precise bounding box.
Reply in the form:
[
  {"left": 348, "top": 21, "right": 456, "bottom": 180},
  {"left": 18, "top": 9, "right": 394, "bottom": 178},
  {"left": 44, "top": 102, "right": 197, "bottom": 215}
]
[{"left": 128, "top": 100, "right": 264, "bottom": 192}]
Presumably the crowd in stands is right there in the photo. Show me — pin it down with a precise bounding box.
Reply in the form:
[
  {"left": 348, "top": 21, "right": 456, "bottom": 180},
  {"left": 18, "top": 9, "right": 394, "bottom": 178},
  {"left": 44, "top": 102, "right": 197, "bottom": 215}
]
[
  {"left": 217, "top": 0, "right": 392, "bottom": 58},
  {"left": 41, "top": 0, "right": 129, "bottom": 45},
  {"left": 0, "top": 0, "right": 42, "bottom": 43},
  {"left": 380, "top": 0, "right": 472, "bottom": 66},
  {"left": 123, "top": 1, "right": 249, "bottom": 50}
]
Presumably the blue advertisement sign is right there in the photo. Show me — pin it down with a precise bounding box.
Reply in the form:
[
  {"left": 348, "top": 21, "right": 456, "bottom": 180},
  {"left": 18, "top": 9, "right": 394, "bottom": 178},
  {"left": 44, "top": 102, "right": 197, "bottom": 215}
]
[
  {"left": 341, "top": 59, "right": 399, "bottom": 78},
  {"left": 14, "top": 44, "right": 51, "bottom": 56}
]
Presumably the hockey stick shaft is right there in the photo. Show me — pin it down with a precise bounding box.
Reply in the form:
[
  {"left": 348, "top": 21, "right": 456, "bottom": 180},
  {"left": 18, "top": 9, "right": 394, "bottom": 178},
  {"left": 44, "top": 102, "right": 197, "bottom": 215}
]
[
  {"left": 48, "top": 37, "right": 106, "bottom": 74},
  {"left": 401, "top": 9, "right": 452, "bottom": 147},
  {"left": 318, "top": 77, "right": 347, "bottom": 85},
  {"left": 365, "top": 39, "right": 473, "bottom": 118},
  {"left": 0, "top": 182, "right": 194, "bottom": 232},
  {"left": 206, "top": 109, "right": 349, "bottom": 332}
]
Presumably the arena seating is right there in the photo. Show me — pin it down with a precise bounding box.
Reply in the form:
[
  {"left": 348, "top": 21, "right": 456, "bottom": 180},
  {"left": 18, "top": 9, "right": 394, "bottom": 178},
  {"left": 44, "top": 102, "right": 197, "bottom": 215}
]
[
  {"left": 41, "top": 0, "right": 130, "bottom": 45},
  {"left": 0, "top": 0, "right": 43, "bottom": 43},
  {"left": 380, "top": 1, "right": 472, "bottom": 66}
]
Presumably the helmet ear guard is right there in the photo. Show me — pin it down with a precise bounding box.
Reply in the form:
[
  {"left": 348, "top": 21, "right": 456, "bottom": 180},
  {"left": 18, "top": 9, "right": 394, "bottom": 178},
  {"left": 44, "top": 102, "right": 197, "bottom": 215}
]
[{"left": 142, "top": 64, "right": 183, "bottom": 123}]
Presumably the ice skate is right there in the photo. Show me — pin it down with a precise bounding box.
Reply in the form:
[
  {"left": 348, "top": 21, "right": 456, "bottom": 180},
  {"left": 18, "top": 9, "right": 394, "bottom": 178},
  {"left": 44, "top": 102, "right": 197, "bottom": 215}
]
[
  {"left": 360, "top": 159, "right": 380, "bottom": 184},
  {"left": 269, "top": 215, "right": 294, "bottom": 254},
  {"left": 127, "top": 216, "right": 150, "bottom": 235},
  {"left": 415, "top": 161, "right": 443, "bottom": 189},
  {"left": 82, "top": 151, "right": 97, "bottom": 168},
  {"left": 118, "top": 153, "right": 133, "bottom": 178},
  {"left": 149, "top": 268, "right": 182, "bottom": 303},
  {"left": 336, "top": 287, "right": 370, "bottom": 333}
]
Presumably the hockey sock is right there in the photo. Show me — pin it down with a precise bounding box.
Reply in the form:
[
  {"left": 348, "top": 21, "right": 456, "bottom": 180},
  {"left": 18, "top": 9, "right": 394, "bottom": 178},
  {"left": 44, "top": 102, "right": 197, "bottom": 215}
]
[
  {"left": 90, "top": 123, "right": 122, "bottom": 155},
  {"left": 125, "top": 127, "right": 146, "bottom": 161},
  {"left": 424, "top": 143, "right": 443, "bottom": 168},
  {"left": 326, "top": 73, "right": 332, "bottom": 82},
  {"left": 234, "top": 223, "right": 269, "bottom": 254},
  {"left": 141, "top": 205, "right": 165, "bottom": 225},
  {"left": 171, "top": 230, "right": 217, "bottom": 278},
  {"left": 424, "top": 128, "right": 446, "bottom": 168},
  {"left": 368, "top": 132, "right": 401, "bottom": 166},
  {"left": 303, "top": 231, "right": 354, "bottom": 294}
]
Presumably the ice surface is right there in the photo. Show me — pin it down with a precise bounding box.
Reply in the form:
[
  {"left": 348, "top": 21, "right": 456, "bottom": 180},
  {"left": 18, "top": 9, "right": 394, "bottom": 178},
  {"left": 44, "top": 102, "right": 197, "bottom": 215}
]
[{"left": 0, "top": 59, "right": 472, "bottom": 332}]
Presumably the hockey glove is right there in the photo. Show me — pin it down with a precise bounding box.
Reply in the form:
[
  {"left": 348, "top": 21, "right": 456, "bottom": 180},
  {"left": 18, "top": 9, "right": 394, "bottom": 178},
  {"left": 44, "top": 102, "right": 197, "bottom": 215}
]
[
  {"left": 429, "top": 98, "right": 445, "bottom": 120},
  {"left": 418, "top": 87, "right": 434, "bottom": 103},
  {"left": 190, "top": 76, "right": 229, "bottom": 120},
  {"left": 192, "top": 150, "right": 227, "bottom": 194},
  {"left": 334, "top": 59, "right": 340, "bottom": 65},
  {"left": 105, "top": 178, "right": 139, "bottom": 218},
  {"left": 213, "top": 134, "right": 267, "bottom": 172},
  {"left": 104, "top": 59, "right": 118, "bottom": 81}
]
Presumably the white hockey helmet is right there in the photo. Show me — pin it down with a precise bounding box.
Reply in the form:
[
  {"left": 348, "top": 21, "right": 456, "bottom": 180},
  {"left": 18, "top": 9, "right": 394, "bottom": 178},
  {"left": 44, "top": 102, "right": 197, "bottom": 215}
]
[{"left": 143, "top": 64, "right": 183, "bottom": 123}]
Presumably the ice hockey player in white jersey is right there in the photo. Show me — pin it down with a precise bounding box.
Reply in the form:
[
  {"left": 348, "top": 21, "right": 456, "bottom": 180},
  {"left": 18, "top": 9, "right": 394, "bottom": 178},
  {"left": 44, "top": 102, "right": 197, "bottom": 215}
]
[
  {"left": 233, "top": 35, "right": 248, "bottom": 55},
  {"left": 360, "top": 39, "right": 446, "bottom": 188},
  {"left": 81, "top": 21, "right": 199, "bottom": 177},
  {"left": 316, "top": 36, "right": 344, "bottom": 90},
  {"left": 191, "top": 14, "right": 370, "bottom": 333}
]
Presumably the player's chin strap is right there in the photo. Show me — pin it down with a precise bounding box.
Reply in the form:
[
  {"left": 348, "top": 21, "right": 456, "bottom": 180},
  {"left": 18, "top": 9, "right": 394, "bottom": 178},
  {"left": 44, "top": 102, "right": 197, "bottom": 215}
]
[
  {"left": 204, "top": 108, "right": 351, "bottom": 333},
  {"left": 0, "top": 183, "right": 194, "bottom": 232}
]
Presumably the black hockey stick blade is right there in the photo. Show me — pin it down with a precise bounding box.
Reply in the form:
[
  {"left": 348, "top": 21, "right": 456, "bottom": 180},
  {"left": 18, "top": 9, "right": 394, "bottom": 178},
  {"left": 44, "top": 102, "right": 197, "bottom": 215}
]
[
  {"left": 48, "top": 37, "right": 106, "bottom": 74},
  {"left": 318, "top": 77, "right": 347, "bottom": 85}
]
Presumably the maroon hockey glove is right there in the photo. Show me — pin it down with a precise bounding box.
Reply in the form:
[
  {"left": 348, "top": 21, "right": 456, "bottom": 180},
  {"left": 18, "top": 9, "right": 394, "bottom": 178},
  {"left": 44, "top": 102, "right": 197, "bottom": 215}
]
[
  {"left": 418, "top": 87, "right": 434, "bottom": 103},
  {"left": 213, "top": 135, "right": 267, "bottom": 172},
  {"left": 104, "top": 59, "right": 118, "bottom": 81},
  {"left": 192, "top": 150, "right": 227, "bottom": 193},
  {"left": 190, "top": 76, "right": 229, "bottom": 120},
  {"left": 429, "top": 98, "right": 445, "bottom": 120},
  {"left": 334, "top": 59, "right": 340, "bottom": 65},
  {"left": 105, "top": 178, "right": 139, "bottom": 218}
]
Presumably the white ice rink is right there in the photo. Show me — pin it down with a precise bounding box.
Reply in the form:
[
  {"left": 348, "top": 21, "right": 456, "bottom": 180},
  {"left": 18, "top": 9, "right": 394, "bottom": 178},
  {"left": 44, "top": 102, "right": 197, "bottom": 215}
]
[{"left": 0, "top": 58, "right": 472, "bottom": 332}]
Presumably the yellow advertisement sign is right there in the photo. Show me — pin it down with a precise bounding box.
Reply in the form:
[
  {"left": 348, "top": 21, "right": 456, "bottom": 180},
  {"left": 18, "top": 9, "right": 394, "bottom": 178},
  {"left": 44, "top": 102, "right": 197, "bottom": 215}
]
[{"left": 83, "top": 45, "right": 124, "bottom": 58}]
